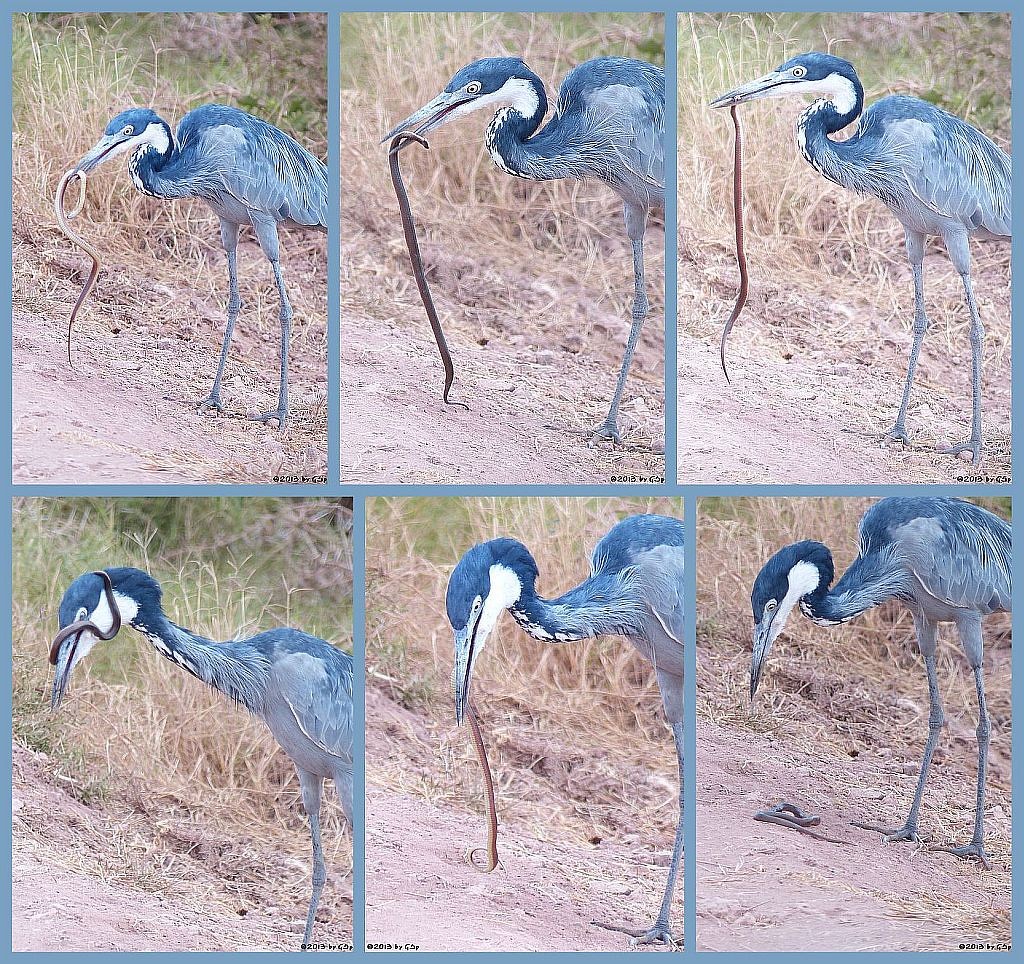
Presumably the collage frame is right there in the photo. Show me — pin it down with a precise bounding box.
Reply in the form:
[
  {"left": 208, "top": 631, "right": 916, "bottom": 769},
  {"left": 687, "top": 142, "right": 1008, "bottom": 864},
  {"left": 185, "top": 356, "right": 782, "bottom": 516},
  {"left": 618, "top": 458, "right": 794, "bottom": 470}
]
[{"left": 4, "top": 0, "right": 1018, "bottom": 959}]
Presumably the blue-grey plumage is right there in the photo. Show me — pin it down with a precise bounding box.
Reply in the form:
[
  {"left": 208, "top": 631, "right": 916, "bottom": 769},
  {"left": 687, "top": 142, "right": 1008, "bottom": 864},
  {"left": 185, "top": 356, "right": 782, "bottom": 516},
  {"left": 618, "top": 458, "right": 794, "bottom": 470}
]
[
  {"left": 750, "top": 496, "right": 1011, "bottom": 868},
  {"left": 384, "top": 56, "right": 665, "bottom": 445},
  {"left": 445, "top": 513, "right": 683, "bottom": 944},
  {"left": 48, "top": 567, "right": 351, "bottom": 947},
  {"left": 711, "top": 52, "right": 1011, "bottom": 464},
  {"left": 73, "top": 105, "right": 328, "bottom": 427}
]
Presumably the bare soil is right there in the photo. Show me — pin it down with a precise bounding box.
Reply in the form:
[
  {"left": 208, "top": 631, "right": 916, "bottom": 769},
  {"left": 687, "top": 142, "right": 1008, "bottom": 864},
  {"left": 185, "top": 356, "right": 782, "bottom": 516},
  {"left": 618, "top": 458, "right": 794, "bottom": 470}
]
[
  {"left": 364, "top": 686, "right": 681, "bottom": 951},
  {"left": 679, "top": 243, "right": 1012, "bottom": 484},
  {"left": 696, "top": 652, "right": 1012, "bottom": 952},
  {"left": 341, "top": 186, "right": 666, "bottom": 485},
  {"left": 11, "top": 740, "right": 352, "bottom": 952},
  {"left": 12, "top": 214, "right": 327, "bottom": 484}
]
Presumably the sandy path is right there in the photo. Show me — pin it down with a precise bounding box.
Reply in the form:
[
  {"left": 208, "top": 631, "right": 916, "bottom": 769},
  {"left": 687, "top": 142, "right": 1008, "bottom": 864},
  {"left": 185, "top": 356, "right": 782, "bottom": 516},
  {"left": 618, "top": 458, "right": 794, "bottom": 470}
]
[{"left": 696, "top": 719, "right": 1011, "bottom": 952}]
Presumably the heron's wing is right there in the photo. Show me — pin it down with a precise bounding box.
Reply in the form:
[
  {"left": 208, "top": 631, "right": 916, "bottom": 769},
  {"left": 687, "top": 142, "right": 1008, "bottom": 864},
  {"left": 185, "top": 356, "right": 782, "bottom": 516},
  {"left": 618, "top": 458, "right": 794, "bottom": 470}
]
[
  {"left": 872, "top": 98, "right": 1011, "bottom": 236},
  {"left": 868, "top": 498, "right": 1012, "bottom": 614},
  {"left": 176, "top": 106, "right": 328, "bottom": 228},
  {"left": 270, "top": 643, "right": 354, "bottom": 762},
  {"left": 632, "top": 544, "right": 686, "bottom": 647}
]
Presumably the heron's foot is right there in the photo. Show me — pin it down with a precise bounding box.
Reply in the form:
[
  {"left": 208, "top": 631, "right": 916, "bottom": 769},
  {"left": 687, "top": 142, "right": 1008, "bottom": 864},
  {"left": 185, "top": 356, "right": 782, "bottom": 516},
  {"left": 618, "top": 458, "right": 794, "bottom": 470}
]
[
  {"left": 198, "top": 393, "right": 224, "bottom": 415},
  {"left": 939, "top": 439, "right": 982, "bottom": 466},
  {"left": 249, "top": 408, "right": 288, "bottom": 430},
  {"left": 591, "top": 919, "right": 679, "bottom": 948},
  {"left": 587, "top": 420, "right": 622, "bottom": 448},
  {"left": 929, "top": 841, "right": 992, "bottom": 871},
  {"left": 884, "top": 424, "right": 911, "bottom": 447},
  {"left": 850, "top": 820, "right": 920, "bottom": 844}
]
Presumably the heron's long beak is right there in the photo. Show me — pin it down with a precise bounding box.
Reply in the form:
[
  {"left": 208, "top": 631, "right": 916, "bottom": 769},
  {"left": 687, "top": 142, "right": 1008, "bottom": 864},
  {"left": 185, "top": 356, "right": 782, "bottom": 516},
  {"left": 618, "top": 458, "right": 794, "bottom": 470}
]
[
  {"left": 710, "top": 71, "right": 789, "bottom": 109},
  {"left": 49, "top": 620, "right": 95, "bottom": 710},
  {"left": 750, "top": 618, "right": 777, "bottom": 701},
  {"left": 73, "top": 134, "right": 129, "bottom": 175},
  {"left": 381, "top": 91, "right": 476, "bottom": 144},
  {"left": 452, "top": 626, "right": 472, "bottom": 726}
]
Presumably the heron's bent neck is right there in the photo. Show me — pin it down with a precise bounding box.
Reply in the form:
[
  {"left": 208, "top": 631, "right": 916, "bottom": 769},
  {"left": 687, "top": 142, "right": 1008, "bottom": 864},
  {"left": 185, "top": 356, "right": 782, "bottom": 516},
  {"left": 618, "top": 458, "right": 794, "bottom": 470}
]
[
  {"left": 800, "top": 546, "right": 909, "bottom": 626},
  {"left": 128, "top": 118, "right": 180, "bottom": 198},
  {"left": 130, "top": 604, "right": 270, "bottom": 713},
  {"left": 508, "top": 570, "right": 644, "bottom": 642}
]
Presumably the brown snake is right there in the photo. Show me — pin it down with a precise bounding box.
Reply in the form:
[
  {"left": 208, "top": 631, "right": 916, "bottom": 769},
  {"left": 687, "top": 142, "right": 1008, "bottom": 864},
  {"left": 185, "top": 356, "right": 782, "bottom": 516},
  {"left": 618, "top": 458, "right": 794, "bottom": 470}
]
[
  {"left": 464, "top": 700, "right": 499, "bottom": 872},
  {"left": 55, "top": 169, "right": 101, "bottom": 370},
  {"left": 719, "top": 104, "right": 748, "bottom": 384},
  {"left": 754, "top": 802, "right": 849, "bottom": 846},
  {"left": 388, "top": 132, "right": 468, "bottom": 410}
]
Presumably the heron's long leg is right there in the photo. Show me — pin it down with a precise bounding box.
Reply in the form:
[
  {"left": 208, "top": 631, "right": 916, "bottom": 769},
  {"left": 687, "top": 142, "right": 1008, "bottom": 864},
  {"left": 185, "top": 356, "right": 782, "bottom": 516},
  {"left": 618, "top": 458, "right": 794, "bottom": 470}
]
[
  {"left": 299, "top": 772, "right": 326, "bottom": 949},
  {"left": 199, "top": 220, "right": 242, "bottom": 415},
  {"left": 591, "top": 204, "right": 650, "bottom": 447},
  {"left": 938, "top": 266, "right": 985, "bottom": 464},
  {"left": 931, "top": 617, "right": 992, "bottom": 868},
  {"left": 887, "top": 231, "right": 928, "bottom": 445},
  {"left": 252, "top": 218, "right": 291, "bottom": 428},
  {"left": 854, "top": 618, "right": 942, "bottom": 843}
]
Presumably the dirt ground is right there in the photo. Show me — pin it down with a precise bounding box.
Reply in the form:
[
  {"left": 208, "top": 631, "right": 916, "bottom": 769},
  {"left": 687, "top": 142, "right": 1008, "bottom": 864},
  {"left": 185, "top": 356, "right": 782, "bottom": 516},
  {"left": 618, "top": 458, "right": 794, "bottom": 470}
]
[
  {"left": 341, "top": 189, "right": 667, "bottom": 486},
  {"left": 365, "top": 687, "right": 681, "bottom": 951},
  {"left": 12, "top": 213, "right": 328, "bottom": 484},
  {"left": 11, "top": 740, "right": 352, "bottom": 952},
  {"left": 679, "top": 235, "right": 1012, "bottom": 486},
  {"left": 695, "top": 652, "right": 1012, "bottom": 952}
]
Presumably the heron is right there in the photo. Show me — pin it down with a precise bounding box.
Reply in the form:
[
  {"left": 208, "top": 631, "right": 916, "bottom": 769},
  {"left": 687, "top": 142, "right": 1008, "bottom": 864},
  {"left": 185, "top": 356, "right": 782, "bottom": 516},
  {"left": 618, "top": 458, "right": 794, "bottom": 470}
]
[
  {"left": 72, "top": 105, "right": 328, "bottom": 427},
  {"left": 48, "top": 567, "right": 353, "bottom": 947},
  {"left": 750, "top": 496, "right": 1011, "bottom": 868},
  {"left": 383, "top": 56, "right": 665, "bottom": 446},
  {"left": 445, "top": 513, "right": 684, "bottom": 944},
  {"left": 711, "top": 52, "right": 1011, "bottom": 464}
]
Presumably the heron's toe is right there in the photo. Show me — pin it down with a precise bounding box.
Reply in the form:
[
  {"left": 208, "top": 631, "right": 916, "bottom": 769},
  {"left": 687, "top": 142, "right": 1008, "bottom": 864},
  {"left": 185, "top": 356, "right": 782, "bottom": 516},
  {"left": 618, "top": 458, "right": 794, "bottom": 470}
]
[
  {"left": 631, "top": 924, "right": 677, "bottom": 947},
  {"left": 929, "top": 842, "right": 992, "bottom": 870},
  {"left": 249, "top": 409, "right": 289, "bottom": 430},
  {"left": 940, "top": 440, "right": 982, "bottom": 465},
  {"left": 587, "top": 422, "right": 622, "bottom": 448},
  {"left": 885, "top": 425, "right": 911, "bottom": 446},
  {"left": 198, "top": 394, "right": 224, "bottom": 415}
]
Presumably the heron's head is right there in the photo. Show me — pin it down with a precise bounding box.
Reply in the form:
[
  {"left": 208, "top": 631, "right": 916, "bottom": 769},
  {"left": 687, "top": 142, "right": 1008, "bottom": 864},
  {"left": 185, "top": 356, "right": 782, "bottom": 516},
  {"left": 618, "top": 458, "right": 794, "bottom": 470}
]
[
  {"left": 74, "top": 108, "right": 172, "bottom": 175},
  {"left": 446, "top": 538, "right": 538, "bottom": 725},
  {"left": 710, "top": 52, "right": 862, "bottom": 117},
  {"left": 382, "top": 57, "right": 546, "bottom": 143},
  {"left": 49, "top": 567, "right": 160, "bottom": 709},
  {"left": 749, "top": 541, "right": 834, "bottom": 700}
]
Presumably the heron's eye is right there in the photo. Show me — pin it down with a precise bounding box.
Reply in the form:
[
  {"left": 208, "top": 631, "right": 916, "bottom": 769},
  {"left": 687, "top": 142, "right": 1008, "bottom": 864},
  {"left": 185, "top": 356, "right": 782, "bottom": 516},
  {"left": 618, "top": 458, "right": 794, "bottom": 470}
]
[
  {"left": 465, "top": 81, "right": 482, "bottom": 95},
  {"left": 122, "top": 126, "right": 134, "bottom": 136},
  {"left": 791, "top": 65, "right": 807, "bottom": 78},
  {"left": 765, "top": 599, "right": 778, "bottom": 614},
  {"left": 75, "top": 606, "right": 87, "bottom": 621}
]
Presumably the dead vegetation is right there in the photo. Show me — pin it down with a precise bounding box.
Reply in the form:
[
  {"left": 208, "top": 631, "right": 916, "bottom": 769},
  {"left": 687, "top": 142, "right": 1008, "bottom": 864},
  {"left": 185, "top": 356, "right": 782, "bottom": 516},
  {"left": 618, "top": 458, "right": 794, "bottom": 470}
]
[
  {"left": 679, "top": 13, "right": 1012, "bottom": 481},
  {"left": 12, "top": 498, "right": 353, "bottom": 949},
  {"left": 12, "top": 14, "right": 328, "bottom": 481},
  {"left": 341, "top": 14, "right": 667, "bottom": 474},
  {"left": 696, "top": 496, "right": 1011, "bottom": 946}
]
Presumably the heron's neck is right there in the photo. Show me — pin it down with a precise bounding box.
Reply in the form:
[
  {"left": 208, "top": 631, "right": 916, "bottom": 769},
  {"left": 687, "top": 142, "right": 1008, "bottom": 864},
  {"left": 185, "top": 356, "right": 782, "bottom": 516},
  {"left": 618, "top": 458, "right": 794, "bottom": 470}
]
[
  {"left": 795, "top": 81, "right": 876, "bottom": 196},
  {"left": 800, "top": 547, "right": 909, "bottom": 626},
  {"left": 485, "top": 78, "right": 581, "bottom": 181},
  {"left": 508, "top": 571, "right": 643, "bottom": 642},
  {"left": 130, "top": 605, "right": 270, "bottom": 713},
  {"left": 128, "top": 119, "right": 179, "bottom": 199}
]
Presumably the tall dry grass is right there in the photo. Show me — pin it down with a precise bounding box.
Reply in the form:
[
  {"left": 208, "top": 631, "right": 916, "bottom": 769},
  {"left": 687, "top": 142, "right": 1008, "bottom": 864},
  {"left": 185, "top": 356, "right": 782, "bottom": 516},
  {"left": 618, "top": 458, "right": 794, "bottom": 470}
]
[
  {"left": 13, "top": 13, "right": 327, "bottom": 362},
  {"left": 680, "top": 12, "right": 1011, "bottom": 355},
  {"left": 12, "top": 497, "right": 352, "bottom": 916},
  {"left": 341, "top": 13, "right": 665, "bottom": 338}
]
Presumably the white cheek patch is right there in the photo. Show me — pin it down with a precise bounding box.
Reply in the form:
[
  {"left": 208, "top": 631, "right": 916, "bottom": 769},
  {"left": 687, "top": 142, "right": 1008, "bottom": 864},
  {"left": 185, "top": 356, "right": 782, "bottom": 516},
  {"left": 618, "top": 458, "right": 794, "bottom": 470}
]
[
  {"left": 86, "top": 590, "right": 138, "bottom": 635},
  {"left": 469, "top": 563, "right": 523, "bottom": 674},
  {"left": 772, "top": 559, "right": 821, "bottom": 638},
  {"left": 136, "top": 121, "right": 170, "bottom": 154},
  {"left": 776, "top": 74, "right": 857, "bottom": 115},
  {"left": 450, "top": 77, "right": 540, "bottom": 124}
]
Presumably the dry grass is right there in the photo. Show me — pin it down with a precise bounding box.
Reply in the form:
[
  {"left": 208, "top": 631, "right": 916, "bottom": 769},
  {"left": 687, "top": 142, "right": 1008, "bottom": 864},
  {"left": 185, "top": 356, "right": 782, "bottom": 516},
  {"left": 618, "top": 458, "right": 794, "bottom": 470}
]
[
  {"left": 12, "top": 497, "right": 353, "bottom": 932},
  {"left": 680, "top": 12, "right": 1011, "bottom": 361},
  {"left": 696, "top": 496, "right": 1012, "bottom": 896},
  {"left": 366, "top": 497, "right": 682, "bottom": 840},
  {"left": 341, "top": 12, "right": 665, "bottom": 370}
]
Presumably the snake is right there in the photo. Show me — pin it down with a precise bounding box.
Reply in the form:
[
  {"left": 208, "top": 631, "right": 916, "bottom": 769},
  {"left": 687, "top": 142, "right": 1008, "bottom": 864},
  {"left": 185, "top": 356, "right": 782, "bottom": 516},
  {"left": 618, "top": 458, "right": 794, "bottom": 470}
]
[
  {"left": 464, "top": 699, "right": 499, "bottom": 872},
  {"left": 387, "top": 131, "right": 469, "bottom": 410},
  {"left": 719, "top": 104, "right": 748, "bottom": 385},
  {"left": 754, "top": 801, "right": 849, "bottom": 845},
  {"left": 54, "top": 168, "right": 101, "bottom": 371}
]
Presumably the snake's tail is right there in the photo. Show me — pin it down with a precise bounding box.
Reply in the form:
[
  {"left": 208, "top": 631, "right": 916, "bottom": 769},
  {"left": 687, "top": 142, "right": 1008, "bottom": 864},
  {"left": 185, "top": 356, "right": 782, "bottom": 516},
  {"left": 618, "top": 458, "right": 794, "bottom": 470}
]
[
  {"left": 465, "top": 701, "right": 499, "bottom": 873},
  {"left": 55, "top": 169, "right": 99, "bottom": 371}
]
